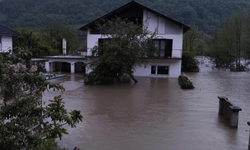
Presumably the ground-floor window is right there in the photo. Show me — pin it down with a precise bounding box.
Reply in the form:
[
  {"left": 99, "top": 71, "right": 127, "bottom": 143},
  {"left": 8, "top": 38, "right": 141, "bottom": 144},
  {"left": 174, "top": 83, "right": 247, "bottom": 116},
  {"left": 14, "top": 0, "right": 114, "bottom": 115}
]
[{"left": 151, "top": 65, "right": 169, "bottom": 75}]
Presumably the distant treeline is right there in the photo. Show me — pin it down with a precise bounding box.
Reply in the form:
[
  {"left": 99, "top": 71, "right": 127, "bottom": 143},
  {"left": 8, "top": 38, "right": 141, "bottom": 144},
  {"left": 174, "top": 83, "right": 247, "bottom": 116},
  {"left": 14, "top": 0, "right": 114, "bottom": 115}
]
[
  {"left": 0, "top": 0, "right": 250, "bottom": 33},
  {"left": 184, "top": 12, "right": 250, "bottom": 71}
]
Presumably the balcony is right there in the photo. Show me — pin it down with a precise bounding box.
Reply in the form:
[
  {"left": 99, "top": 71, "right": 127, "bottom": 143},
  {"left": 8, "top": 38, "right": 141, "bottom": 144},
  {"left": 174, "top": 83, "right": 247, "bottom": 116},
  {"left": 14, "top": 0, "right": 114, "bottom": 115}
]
[{"left": 151, "top": 49, "right": 182, "bottom": 59}]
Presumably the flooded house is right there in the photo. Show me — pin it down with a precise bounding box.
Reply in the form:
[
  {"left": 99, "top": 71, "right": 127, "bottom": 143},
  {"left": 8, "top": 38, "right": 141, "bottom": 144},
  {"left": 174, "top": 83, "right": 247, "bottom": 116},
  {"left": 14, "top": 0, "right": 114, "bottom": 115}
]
[{"left": 80, "top": 0, "right": 189, "bottom": 77}]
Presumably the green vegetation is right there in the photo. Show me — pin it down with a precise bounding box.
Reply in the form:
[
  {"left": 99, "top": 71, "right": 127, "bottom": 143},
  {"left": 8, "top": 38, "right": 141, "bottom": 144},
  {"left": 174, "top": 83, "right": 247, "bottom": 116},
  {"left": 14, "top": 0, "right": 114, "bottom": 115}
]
[
  {"left": 208, "top": 12, "right": 250, "bottom": 71},
  {"left": 0, "top": 0, "right": 249, "bottom": 34},
  {"left": 178, "top": 75, "right": 194, "bottom": 89},
  {"left": 0, "top": 52, "right": 83, "bottom": 149},
  {"left": 13, "top": 20, "right": 79, "bottom": 57},
  {"left": 182, "top": 25, "right": 208, "bottom": 72},
  {"left": 84, "top": 18, "right": 156, "bottom": 84},
  {"left": 182, "top": 51, "right": 200, "bottom": 72}
]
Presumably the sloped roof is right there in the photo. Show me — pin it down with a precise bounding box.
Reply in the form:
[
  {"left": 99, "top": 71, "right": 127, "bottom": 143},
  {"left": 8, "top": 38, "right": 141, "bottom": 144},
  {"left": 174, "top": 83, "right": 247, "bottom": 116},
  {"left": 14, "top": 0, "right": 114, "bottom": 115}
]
[
  {"left": 80, "top": 0, "right": 190, "bottom": 33},
  {"left": 0, "top": 25, "right": 20, "bottom": 36}
]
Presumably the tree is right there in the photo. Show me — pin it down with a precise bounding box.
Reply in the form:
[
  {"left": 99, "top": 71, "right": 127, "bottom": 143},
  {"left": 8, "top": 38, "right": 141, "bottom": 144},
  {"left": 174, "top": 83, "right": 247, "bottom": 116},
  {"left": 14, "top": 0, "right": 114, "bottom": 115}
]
[
  {"left": 208, "top": 12, "right": 245, "bottom": 70},
  {"left": 181, "top": 51, "right": 199, "bottom": 72},
  {"left": 84, "top": 18, "right": 156, "bottom": 84},
  {"left": 45, "top": 20, "right": 79, "bottom": 55},
  {"left": 0, "top": 52, "right": 83, "bottom": 149},
  {"left": 183, "top": 25, "right": 209, "bottom": 56},
  {"left": 13, "top": 24, "right": 60, "bottom": 58}
]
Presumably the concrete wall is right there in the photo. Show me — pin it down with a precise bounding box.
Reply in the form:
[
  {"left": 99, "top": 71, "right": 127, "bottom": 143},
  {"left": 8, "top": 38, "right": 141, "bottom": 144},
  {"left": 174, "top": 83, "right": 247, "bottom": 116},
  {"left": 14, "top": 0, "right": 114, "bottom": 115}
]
[{"left": 133, "top": 59, "right": 181, "bottom": 77}]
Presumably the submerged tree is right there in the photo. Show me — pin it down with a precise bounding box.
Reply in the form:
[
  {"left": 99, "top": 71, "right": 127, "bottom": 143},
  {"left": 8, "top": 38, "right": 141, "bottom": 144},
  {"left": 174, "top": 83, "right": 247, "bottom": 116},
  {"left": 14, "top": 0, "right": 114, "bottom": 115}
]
[
  {"left": 208, "top": 12, "right": 247, "bottom": 71},
  {"left": 0, "top": 53, "right": 83, "bottom": 149},
  {"left": 84, "top": 18, "right": 156, "bottom": 84}
]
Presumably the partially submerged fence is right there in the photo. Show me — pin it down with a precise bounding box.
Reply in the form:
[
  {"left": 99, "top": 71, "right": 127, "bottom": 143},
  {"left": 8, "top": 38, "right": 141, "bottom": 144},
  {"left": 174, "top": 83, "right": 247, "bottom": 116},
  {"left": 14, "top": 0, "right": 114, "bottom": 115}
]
[{"left": 218, "top": 96, "right": 242, "bottom": 128}]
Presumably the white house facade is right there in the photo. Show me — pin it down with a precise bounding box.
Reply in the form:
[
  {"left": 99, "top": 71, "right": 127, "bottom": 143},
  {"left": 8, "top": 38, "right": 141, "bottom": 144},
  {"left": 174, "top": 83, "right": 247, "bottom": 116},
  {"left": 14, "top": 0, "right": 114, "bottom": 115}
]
[
  {"left": 81, "top": 1, "right": 189, "bottom": 77},
  {"left": 0, "top": 25, "right": 19, "bottom": 53}
]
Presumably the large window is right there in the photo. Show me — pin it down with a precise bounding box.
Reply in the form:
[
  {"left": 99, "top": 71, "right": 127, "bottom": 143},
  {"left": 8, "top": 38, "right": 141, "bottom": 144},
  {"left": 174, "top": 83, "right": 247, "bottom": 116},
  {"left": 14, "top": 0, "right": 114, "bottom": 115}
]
[
  {"left": 153, "top": 39, "right": 173, "bottom": 58},
  {"left": 151, "top": 66, "right": 169, "bottom": 75}
]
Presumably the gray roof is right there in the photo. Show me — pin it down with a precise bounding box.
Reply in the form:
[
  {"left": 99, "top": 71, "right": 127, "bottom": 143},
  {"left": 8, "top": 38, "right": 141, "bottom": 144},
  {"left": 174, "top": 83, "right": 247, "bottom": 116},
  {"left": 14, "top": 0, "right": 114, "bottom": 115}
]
[{"left": 0, "top": 25, "right": 20, "bottom": 36}]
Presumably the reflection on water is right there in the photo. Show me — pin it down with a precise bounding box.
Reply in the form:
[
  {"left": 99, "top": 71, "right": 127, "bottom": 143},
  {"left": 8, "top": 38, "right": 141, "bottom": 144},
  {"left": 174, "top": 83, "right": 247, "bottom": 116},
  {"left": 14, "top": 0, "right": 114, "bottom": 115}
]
[{"left": 42, "top": 71, "right": 250, "bottom": 150}]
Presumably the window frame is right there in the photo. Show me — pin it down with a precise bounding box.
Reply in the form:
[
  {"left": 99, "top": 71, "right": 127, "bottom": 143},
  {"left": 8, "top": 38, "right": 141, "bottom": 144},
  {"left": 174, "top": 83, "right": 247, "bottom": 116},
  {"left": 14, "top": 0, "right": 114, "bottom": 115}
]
[{"left": 151, "top": 65, "right": 169, "bottom": 75}]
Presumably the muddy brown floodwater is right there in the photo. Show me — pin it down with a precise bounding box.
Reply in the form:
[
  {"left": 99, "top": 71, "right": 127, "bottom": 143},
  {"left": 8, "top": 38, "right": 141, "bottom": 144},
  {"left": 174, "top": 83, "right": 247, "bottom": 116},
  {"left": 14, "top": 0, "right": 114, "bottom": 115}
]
[{"left": 42, "top": 69, "right": 250, "bottom": 150}]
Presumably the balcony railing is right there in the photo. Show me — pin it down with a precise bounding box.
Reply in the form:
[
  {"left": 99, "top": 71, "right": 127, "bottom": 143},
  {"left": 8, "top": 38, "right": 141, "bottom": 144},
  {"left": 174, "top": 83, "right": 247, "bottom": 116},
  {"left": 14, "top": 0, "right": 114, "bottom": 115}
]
[
  {"left": 172, "top": 49, "right": 182, "bottom": 58},
  {"left": 151, "top": 49, "right": 182, "bottom": 59}
]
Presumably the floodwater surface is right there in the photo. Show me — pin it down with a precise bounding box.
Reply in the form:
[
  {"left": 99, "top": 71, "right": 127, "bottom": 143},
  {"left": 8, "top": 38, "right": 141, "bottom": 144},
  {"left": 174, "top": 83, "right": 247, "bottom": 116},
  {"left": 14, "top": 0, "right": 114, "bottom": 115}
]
[{"left": 42, "top": 69, "right": 250, "bottom": 150}]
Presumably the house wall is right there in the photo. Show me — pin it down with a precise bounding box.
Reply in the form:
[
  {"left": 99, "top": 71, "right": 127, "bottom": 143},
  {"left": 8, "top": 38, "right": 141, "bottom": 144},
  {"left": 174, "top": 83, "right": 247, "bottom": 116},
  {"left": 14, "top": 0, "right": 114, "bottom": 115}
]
[
  {"left": 143, "top": 10, "right": 183, "bottom": 58},
  {"left": 0, "top": 36, "right": 13, "bottom": 53},
  {"left": 133, "top": 59, "right": 181, "bottom": 77}
]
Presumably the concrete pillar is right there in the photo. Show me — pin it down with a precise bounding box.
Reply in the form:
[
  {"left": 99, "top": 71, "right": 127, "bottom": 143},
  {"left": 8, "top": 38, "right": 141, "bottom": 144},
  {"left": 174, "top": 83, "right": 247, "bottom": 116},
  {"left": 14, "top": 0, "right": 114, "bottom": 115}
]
[
  {"left": 229, "top": 106, "right": 242, "bottom": 128},
  {"left": 247, "top": 122, "right": 250, "bottom": 149},
  {"left": 71, "top": 63, "right": 75, "bottom": 73},
  {"left": 218, "top": 96, "right": 227, "bottom": 115},
  {"left": 50, "top": 62, "right": 53, "bottom": 72},
  {"left": 45, "top": 61, "right": 50, "bottom": 72}
]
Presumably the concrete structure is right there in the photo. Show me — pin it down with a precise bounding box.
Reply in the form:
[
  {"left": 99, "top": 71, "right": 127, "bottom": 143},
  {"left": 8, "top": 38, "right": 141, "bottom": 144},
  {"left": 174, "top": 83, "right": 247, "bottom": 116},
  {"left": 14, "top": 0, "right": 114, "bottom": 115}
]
[
  {"left": 218, "top": 96, "right": 242, "bottom": 128},
  {"left": 0, "top": 25, "right": 19, "bottom": 53},
  {"left": 80, "top": 0, "right": 189, "bottom": 77},
  {"left": 44, "top": 55, "right": 89, "bottom": 73}
]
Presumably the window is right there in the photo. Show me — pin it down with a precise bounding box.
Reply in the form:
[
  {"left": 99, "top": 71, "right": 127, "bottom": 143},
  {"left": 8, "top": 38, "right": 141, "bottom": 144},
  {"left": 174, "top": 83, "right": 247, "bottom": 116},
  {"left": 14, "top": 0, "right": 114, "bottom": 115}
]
[
  {"left": 154, "top": 39, "right": 165, "bottom": 57},
  {"left": 151, "top": 65, "right": 169, "bottom": 75},
  {"left": 153, "top": 39, "right": 173, "bottom": 58},
  {"left": 151, "top": 66, "right": 156, "bottom": 74},
  {"left": 157, "top": 66, "right": 169, "bottom": 74}
]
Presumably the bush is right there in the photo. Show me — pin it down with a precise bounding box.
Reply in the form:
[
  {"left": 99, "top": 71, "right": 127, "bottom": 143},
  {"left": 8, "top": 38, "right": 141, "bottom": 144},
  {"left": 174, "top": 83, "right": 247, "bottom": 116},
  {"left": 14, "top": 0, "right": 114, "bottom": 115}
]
[
  {"left": 178, "top": 75, "right": 195, "bottom": 89},
  {"left": 182, "top": 51, "right": 199, "bottom": 72}
]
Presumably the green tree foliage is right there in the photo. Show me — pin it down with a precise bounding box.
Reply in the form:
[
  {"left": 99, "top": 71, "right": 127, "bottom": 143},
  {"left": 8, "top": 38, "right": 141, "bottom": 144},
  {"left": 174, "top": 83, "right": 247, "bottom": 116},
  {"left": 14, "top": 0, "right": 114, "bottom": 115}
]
[
  {"left": 84, "top": 18, "right": 156, "bottom": 84},
  {"left": 178, "top": 75, "right": 194, "bottom": 89},
  {"left": 45, "top": 20, "right": 79, "bottom": 55},
  {"left": 208, "top": 12, "right": 248, "bottom": 70},
  {"left": 13, "top": 21, "right": 79, "bottom": 57},
  {"left": 0, "top": 0, "right": 250, "bottom": 34},
  {"left": 13, "top": 24, "right": 60, "bottom": 58},
  {"left": 181, "top": 51, "right": 199, "bottom": 72},
  {"left": 0, "top": 53, "right": 83, "bottom": 149},
  {"left": 183, "top": 25, "right": 210, "bottom": 56},
  {"left": 182, "top": 25, "right": 203, "bottom": 72}
]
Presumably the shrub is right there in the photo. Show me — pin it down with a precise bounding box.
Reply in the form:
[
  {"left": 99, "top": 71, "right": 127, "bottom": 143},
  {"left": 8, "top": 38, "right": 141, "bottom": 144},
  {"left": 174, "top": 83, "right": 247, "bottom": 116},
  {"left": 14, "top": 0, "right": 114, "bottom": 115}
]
[{"left": 178, "top": 75, "right": 195, "bottom": 89}]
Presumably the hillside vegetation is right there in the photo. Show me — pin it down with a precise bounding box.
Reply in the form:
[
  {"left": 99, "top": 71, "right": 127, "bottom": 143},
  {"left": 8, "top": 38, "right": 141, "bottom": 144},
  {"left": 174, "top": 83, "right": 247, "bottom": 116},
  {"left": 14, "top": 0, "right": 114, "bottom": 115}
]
[{"left": 0, "top": 0, "right": 250, "bottom": 33}]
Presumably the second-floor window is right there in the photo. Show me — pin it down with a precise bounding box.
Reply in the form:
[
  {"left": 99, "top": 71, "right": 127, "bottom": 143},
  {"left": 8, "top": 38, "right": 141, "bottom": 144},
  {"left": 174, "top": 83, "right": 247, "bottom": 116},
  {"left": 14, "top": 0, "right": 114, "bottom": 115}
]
[{"left": 153, "top": 39, "right": 173, "bottom": 58}]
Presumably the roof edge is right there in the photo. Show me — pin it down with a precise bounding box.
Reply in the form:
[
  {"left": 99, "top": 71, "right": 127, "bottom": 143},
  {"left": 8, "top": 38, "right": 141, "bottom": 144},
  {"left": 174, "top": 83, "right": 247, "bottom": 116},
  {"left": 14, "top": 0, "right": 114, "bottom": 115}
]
[{"left": 79, "top": 1, "right": 190, "bottom": 33}]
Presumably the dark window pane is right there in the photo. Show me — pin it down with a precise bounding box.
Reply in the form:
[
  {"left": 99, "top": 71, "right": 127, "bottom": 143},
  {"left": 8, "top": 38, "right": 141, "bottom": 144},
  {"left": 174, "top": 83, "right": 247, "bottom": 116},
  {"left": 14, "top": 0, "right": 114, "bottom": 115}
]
[
  {"left": 157, "top": 66, "right": 169, "bottom": 74},
  {"left": 160, "top": 40, "right": 165, "bottom": 57},
  {"left": 151, "top": 66, "right": 156, "bottom": 74}
]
